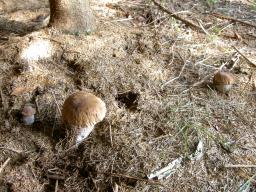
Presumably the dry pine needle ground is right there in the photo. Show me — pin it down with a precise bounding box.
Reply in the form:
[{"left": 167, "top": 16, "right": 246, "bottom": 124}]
[{"left": 0, "top": 0, "right": 255, "bottom": 191}]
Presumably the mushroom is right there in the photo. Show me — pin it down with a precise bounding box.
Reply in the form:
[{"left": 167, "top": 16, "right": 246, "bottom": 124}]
[
  {"left": 21, "top": 104, "right": 36, "bottom": 125},
  {"left": 62, "top": 91, "right": 106, "bottom": 145},
  {"left": 213, "top": 71, "right": 235, "bottom": 93}
]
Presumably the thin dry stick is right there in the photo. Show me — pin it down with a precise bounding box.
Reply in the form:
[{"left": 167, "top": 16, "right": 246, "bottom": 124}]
[
  {"left": 151, "top": 0, "right": 204, "bottom": 33},
  {"left": 55, "top": 180, "right": 58, "bottom": 192},
  {"left": 253, "top": 79, "right": 256, "bottom": 91},
  {"left": 110, "top": 173, "right": 166, "bottom": 187},
  {"left": 35, "top": 98, "right": 40, "bottom": 115},
  {"left": 0, "top": 86, "right": 7, "bottom": 111},
  {"left": 0, "top": 146, "right": 22, "bottom": 154},
  {"left": 247, "top": 33, "right": 256, "bottom": 38},
  {"left": 148, "top": 125, "right": 187, "bottom": 144},
  {"left": 241, "top": 72, "right": 255, "bottom": 93},
  {"left": 161, "top": 53, "right": 188, "bottom": 88},
  {"left": 239, "top": 172, "right": 256, "bottom": 191},
  {"left": 51, "top": 91, "right": 62, "bottom": 115},
  {"left": 211, "top": 12, "right": 256, "bottom": 29},
  {"left": 109, "top": 124, "right": 113, "bottom": 147},
  {"left": 232, "top": 46, "right": 256, "bottom": 68},
  {"left": 0, "top": 158, "right": 11, "bottom": 175},
  {"left": 60, "top": 143, "right": 78, "bottom": 156},
  {"left": 225, "top": 164, "right": 256, "bottom": 168},
  {"left": 51, "top": 112, "right": 58, "bottom": 137},
  {"left": 197, "top": 19, "right": 210, "bottom": 35},
  {"left": 230, "top": 53, "right": 241, "bottom": 71},
  {"left": 47, "top": 174, "right": 65, "bottom": 180}
]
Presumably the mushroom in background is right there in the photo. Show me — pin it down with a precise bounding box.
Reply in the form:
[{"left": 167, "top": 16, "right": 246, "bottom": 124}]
[
  {"left": 213, "top": 70, "right": 235, "bottom": 93},
  {"left": 21, "top": 104, "right": 36, "bottom": 125},
  {"left": 62, "top": 91, "right": 106, "bottom": 145}
]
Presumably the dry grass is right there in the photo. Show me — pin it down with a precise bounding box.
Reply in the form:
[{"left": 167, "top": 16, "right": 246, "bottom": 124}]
[{"left": 0, "top": 0, "right": 255, "bottom": 191}]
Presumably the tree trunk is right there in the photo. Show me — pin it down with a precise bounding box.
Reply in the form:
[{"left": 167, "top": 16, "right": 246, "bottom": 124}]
[{"left": 48, "top": 0, "right": 95, "bottom": 33}]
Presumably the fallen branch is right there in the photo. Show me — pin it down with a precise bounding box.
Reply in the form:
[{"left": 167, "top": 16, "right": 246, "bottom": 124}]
[
  {"left": 211, "top": 12, "right": 256, "bottom": 29},
  {"left": 151, "top": 0, "right": 204, "bottom": 33}
]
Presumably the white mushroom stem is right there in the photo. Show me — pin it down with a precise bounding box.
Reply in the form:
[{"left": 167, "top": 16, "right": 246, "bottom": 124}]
[
  {"left": 76, "top": 126, "right": 95, "bottom": 145},
  {"left": 23, "top": 115, "right": 35, "bottom": 125},
  {"left": 215, "top": 84, "right": 233, "bottom": 93}
]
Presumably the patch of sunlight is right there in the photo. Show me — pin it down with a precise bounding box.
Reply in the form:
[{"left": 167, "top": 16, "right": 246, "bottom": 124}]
[{"left": 21, "top": 39, "right": 53, "bottom": 62}]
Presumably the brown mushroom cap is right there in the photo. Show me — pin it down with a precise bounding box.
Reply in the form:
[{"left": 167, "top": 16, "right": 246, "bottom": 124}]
[
  {"left": 62, "top": 91, "right": 106, "bottom": 129},
  {"left": 21, "top": 104, "right": 36, "bottom": 116},
  {"left": 213, "top": 71, "right": 235, "bottom": 85}
]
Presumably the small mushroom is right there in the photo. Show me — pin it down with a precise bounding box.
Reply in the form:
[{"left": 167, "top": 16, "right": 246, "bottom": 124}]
[
  {"left": 213, "top": 71, "right": 235, "bottom": 93},
  {"left": 62, "top": 91, "right": 106, "bottom": 145},
  {"left": 21, "top": 104, "right": 36, "bottom": 125}
]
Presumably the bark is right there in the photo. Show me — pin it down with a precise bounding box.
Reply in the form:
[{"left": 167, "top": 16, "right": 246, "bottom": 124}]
[{"left": 48, "top": 0, "right": 95, "bottom": 33}]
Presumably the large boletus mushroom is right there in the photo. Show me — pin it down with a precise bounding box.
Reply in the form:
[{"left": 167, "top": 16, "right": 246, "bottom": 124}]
[
  {"left": 62, "top": 91, "right": 106, "bottom": 145},
  {"left": 213, "top": 71, "right": 235, "bottom": 93}
]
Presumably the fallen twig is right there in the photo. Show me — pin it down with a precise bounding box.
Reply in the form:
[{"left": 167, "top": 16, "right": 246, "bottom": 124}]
[
  {"left": 110, "top": 173, "right": 165, "bottom": 187},
  {"left": 0, "top": 157, "right": 11, "bottom": 175},
  {"left": 55, "top": 180, "right": 58, "bottom": 192},
  {"left": 0, "top": 36, "right": 8, "bottom": 41},
  {"left": 161, "top": 53, "right": 189, "bottom": 88},
  {"left": 47, "top": 174, "right": 65, "bottom": 180},
  {"left": 0, "top": 146, "right": 22, "bottom": 154},
  {"left": 191, "top": 74, "right": 212, "bottom": 88},
  {"left": 197, "top": 19, "right": 210, "bottom": 35},
  {"left": 225, "top": 164, "right": 256, "bottom": 168},
  {"left": 0, "top": 85, "right": 8, "bottom": 111},
  {"left": 151, "top": 0, "right": 204, "bottom": 33},
  {"left": 35, "top": 98, "right": 40, "bottom": 115},
  {"left": 232, "top": 46, "right": 256, "bottom": 68},
  {"left": 239, "top": 172, "right": 256, "bottom": 192},
  {"left": 211, "top": 12, "right": 256, "bottom": 29},
  {"left": 109, "top": 124, "right": 113, "bottom": 147}
]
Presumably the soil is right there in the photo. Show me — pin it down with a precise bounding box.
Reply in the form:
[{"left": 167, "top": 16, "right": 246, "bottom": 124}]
[{"left": 0, "top": 0, "right": 255, "bottom": 191}]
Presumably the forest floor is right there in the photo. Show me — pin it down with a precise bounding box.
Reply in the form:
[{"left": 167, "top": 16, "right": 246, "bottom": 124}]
[{"left": 0, "top": 0, "right": 256, "bottom": 191}]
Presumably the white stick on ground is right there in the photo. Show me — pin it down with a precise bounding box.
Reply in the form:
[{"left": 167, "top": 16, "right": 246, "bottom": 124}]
[
  {"left": 225, "top": 164, "right": 256, "bottom": 168},
  {"left": 0, "top": 157, "right": 11, "bottom": 175}
]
